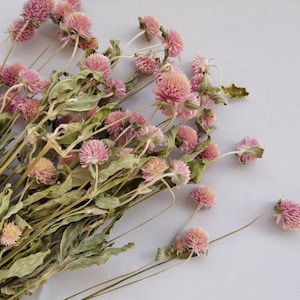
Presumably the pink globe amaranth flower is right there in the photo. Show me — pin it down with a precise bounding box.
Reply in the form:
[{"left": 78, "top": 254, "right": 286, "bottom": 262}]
[
  {"left": 196, "top": 141, "right": 219, "bottom": 161},
  {"left": 18, "top": 68, "right": 49, "bottom": 94},
  {"left": 192, "top": 53, "right": 209, "bottom": 74},
  {"left": 0, "top": 222, "right": 22, "bottom": 247},
  {"left": 58, "top": 151, "right": 77, "bottom": 166},
  {"left": 22, "top": 0, "right": 54, "bottom": 27},
  {"left": 127, "top": 111, "right": 147, "bottom": 127},
  {"left": 53, "top": 0, "right": 76, "bottom": 21},
  {"left": 78, "top": 36, "right": 98, "bottom": 51},
  {"left": 190, "top": 73, "right": 204, "bottom": 93},
  {"left": 0, "top": 62, "right": 26, "bottom": 87},
  {"left": 201, "top": 107, "right": 217, "bottom": 128},
  {"left": 141, "top": 157, "right": 168, "bottom": 182},
  {"left": 66, "top": 0, "right": 81, "bottom": 10},
  {"left": 8, "top": 18, "right": 35, "bottom": 42},
  {"left": 235, "top": 136, "right": 264, "bottom": 164},
  {"left": 154, "top": 71, "right": 191, "bottom": 105},
  {"left": 137, "top": 125, "right": 164, "bottom": 151},
  {"left": 28, "top": 157, "right": 56, "bottom": 184},
  {"left": 104, "top": 110, "right": 127, "bottom": 136},
  {"left": 176, "top": 125, "right": 198, "bottom": 153},
  {"left": 164, "top": 30, "right": 184, "bottom": 58},
  {"left": 175, "top": 236, "right": 188, "bottom": 256},
  {"left": 18, "top": 98, "right": 40, "bottom": 121},
  {"left": 191, "top": 186, "right": 216, "bottom": 208},
  {"left": 117, "top": 147, "right": 134, "bottom": 158},
  {"left": 136, "top": 55, "right": 159, "bottom": 74},
  {"left": 79, "top": 140, "right": 109, "bottom": 168},
  {"left": 83, "top": 53, "right": 111, "bottom": 79},
  {"left": 183, "top": 227, "right": 209, "bottom": 255},
  {"left": 63, "top": 11, "right": 93, "bottom": 39},
  {"left": 105, "top": 79, "right": 126, "bottom": 99},
  {"left": 176, "top": 93, "right": 200, "bottom": 120},
  {"left": 170, "top": 159, "right": 190, "bottom": 185},
  {"left": 139, "top": 16, "right": 160, "bottom": 41},
  {"left": 0, "top": 92, "right": 22, "bottom": 114},
  {"left": 273, "top": 199, "right": 300, "bottom": 230}
]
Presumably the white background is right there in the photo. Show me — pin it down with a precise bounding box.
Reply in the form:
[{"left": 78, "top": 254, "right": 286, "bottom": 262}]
[{"left": 1, "top": 0, "right": 300, "bottom": 299}]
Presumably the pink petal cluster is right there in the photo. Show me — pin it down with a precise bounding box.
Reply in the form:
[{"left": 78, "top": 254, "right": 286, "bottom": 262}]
[
  {"left": 235, "top": 136, "right": 263, "bottom": 164},
  {"left": 105, "top": 79, "right": 126, "bottom": 99},
  {"left": 18, "top": 68, "right": 49, "bottom": 94},
  {"left": 127, "top": 111, "right": 147, "bottom": 127},
  {"left": 196, "top": 141, "right": 219, "bottom": 161},
  {"left": 190, "top": 73, "right": 204, "bottom": 93},
  {"left": 0, "top": 62, "right": 26, "bottom": 87},
  {"left": 273, "top": 199, "right": 300, "bottom": 230},
  {"left": 28, "top": 157, "right": 56, "bottom": 184},
  {"left": 141, "top": 157, "right": 168, "bottom": 182},
  {"left": 0, "top": 222, "right": 22, "bottom": 247},
  {"left": 53, "top": 0, "right": 77, "bottom": 21},
  {"left": 139, "top": 16, "right": 160, "bottom": 40},
  {"left": 83, "top": 53, "right": 111, "bottom": 78},
  {"left": 183, "top": 227, "right": 209, "bottom": 255},
  {"left": 136, "top": 55, "right": 159, "bottom": 74},
  {"left": 201, "top": 107, "right": 217, "bottom": 128},
  {"left": 137, "top": 125, "right": 164, "bottom": 151},
  {"left": 191, "top": 186, "right": 216, "bottom": 208},
  {"left": 66, "top": 0, "right": 81, "bottom": 10},
  {"left": 104, "top": 110, "right": 127, "bottom": 136},
  {"left": 18, "top": 98, "right": 40, "bottom": 121},
  {"left": 192, "top": 53, "right": 209, "bottom": 74},
  {"left": 22, "top": 0, "right": 54, "bottom": 27},
  {"left": 176, "top": 125, "right": 198, "bottom": 153},
  {"left": 164, "top": 30, "right": 184, "bottom": 57},
  {"left": 170, "top": 159, "right": 191, "bottom": 185},
  {"left": 79, "top": 140, "right": 109, "bottom": 168},
  {"left": 8, "top": 18, "right": 35, "bottom": 42}
]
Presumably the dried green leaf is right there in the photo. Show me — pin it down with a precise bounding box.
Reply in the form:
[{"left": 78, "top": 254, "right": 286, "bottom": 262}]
[
  {"left": 156, "top": 244, "right": 177, "bottom": 261},
  {"left": 70, "top": 167, "right": 90, "bottom": 187},
  {"left": 0, "top": 184, "right": 12, "bottom": 220},
  {"left": 221, "top": 83, "right": 249, "bottom": 99},
  {"left": 187, "top": 160, "right": 207, "bottom": 184},
  {"left": 95, "top": 194, "right": 120, "bottom": 209}
]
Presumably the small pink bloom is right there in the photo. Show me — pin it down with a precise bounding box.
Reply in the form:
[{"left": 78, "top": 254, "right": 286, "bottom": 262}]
[
  {"left": 170, "top": 159, "right": 190, "bottom": 185},
  {"left": 175, "top": 236, "right": 188, "bottom": 256},
  {"left": 176, "top": 125, "right": 198, "bottom": 153},
  {"left": 164, "top": 30, "right": 184, "bottom": 57},
  {"left": 0, "top": 93, "right": 23, "bottom": 114},
  {"left": 201, "top": 107, "right": 217, "bottom": 128},
  {"left": 18, "top": 98, "right": 40, "bottom": 121},
  {"left": 183, "top": 227, "right": 209, "bottom": 255},
  {"left": 105, "top": 79, "right": 126, "bottom": 99},
  {"left": 196, "top": 141, "right": 219, "bottom": 161},
  {"left": 141, "top": 157, "right": 168, "bottom": 182},
  {"left": 66, "top": 0, "right": 81, "bottom": 10},
  {"left": 22, "top": 0, "right": 54, "bottom": 27},
  {"left": 0, "top": 222, "right": 22, "bottom": 247},
  {"left": 235, "top": 136, "right": 264, "bottom": 164},
  {"left": 191, "top": 186, "right": 216, "bottom": 208},
  {"left": 192, "top": 53, "right": 209, "bottom": 74},
  {"left": 53, "top": 0, "right": 76, "bottom": 21},
  {"left": 8, "top": 18, "right": 35, "bottom": 42},
  {"left": 79, "top": 140, "right": 109, "bottom": 168},
  {"left": 83, "top": 53, "right": 111, "bottom": 78},
  {"left": 18, "top": 68, "right": 49, "bottom": 94},
  {"left": 0, "top": 62, "right": 26, "bottom": 87},
  {"left": 139, "top": 16, "right": 160, "bottom": 40},
  {"left": 136, "top": 55, "right": 159, "bottom": 74},
  {"left": 58, "top": 151, "right": 77, "bottom": 166},
  {"left": 78, "top": 36, "right": 98, "bottom": 51},
  {"left": 190, "top": 73, "right": 204, "bottom": 93},
  {"left": 273, "top": 199, "right": 300, "bottom": 230},
  {"left": 28, "top": 157, "right": 56, "bottom": 184},
  {"left": 127, "top": 111, "right": 147, "bottom": 127},
  {"left": 175, "top": 93, "right": 200, "bottom": 120},
  {"left": 104, "top": 110, "right": 127, "bottom": 136},
  {"left": 137, "top": 125, "right": 164, "bottom": 151},
  {"left": 117, "top": 147, "right": 134, "bottom": 158}
]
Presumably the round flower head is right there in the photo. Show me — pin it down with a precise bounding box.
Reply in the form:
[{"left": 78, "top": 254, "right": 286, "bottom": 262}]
[
  {"left": 0, "top": 222, "right": 22, "bottom": 247},
  {"left": 83, "top": 53, "right": 111, "bottom": 78},
  {"left": 66, "top": 0, "right": 81, "bottom": 10},
  {"left": 176, "top": 125, "right": 198, "bottom": 153},
  {"left": 8, "top": 18, "right": 35, "bottom": 42},
  {"left": 0, "top": 62, "right": 26, "bottom": 87},
  {"left": 164, "top": 30, "right": 184, "bottom": 58},
  {"left": 53, "top": 0, "right": 76, "bottom": 21},
  {"left": 18, "top": 68, "right": 49, "bottom": 94},
  {"left": 191, "top": 186, "right": 216, "bottom": 208},
  {"left": 190, "top": 73, "right": 204, "bottom": 93},
  {"left": 28, "top": 157, "right": 56, "bottom": 184},
  {"left": 79, "top": 140, "right": 109, "bottom": 168},
  {"left": 137, "top": 125, "right": 164, "bottom": 151},
  {"left": 196, "top": 141, "right": 219, "bottom": 161},
  {"left": 78, "top": 36, "right": 98, "bottom": 51},
  {"left": 139, "top": 16, "right": 160, "bottom": 41},
  {"left": 136, "top": 55, "right": 159, "bottom": 74},
  {"left": 18, "top": 98, "right": 40, "bottom": 121},
  {"left": 22, "top": 0, "right": 54, "bottom": 27},
  {"left": 175, "top": 236, "right": 188, "bottom": 256},
  {"left": 192, "top": 53, "right": 209, "bottom": 74},
  {"left": 183, "top": 227, "right": 209, "bottom": 255},
  {"left": 170, "top": 159, "right": 190, "bottom": 185},
  {"left": 201, "top": 107, "right": 217, "bottom": 128},
  {"left": 273, "top": 199, "right": 300, "bottom": 230},
  {"left": 141, "top": 157, "right": 168, "bottom": 182},
  {"left": 104, "top": 110, "right": 127, "bottom": 136},
  {"left": 105, "top": 79, "right": 126, "bottom": 99},
  {"left": 235, "top": 136, "right": 264, "bottom": 164}
]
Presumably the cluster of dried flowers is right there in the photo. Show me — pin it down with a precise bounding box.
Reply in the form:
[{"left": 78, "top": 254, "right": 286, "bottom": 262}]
[{"left": 0, "top": 0, "right": 299, "bottom": 299}]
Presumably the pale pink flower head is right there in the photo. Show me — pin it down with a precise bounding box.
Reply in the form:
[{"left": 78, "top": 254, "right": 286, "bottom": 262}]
[
  {"left": 66, "top": 0, "right": 81, "bottom": 10},
  {"left": 128, "top": 111, "right": 147, "bottom": 127},
  {"left": 273, "top": 199, "right": 300, "bottom": 230},
  {"left": 18, "top": 98, "right": 40, "bottom": 121},
  {"left": 170, "top": 159, "right": 190, "bottom": 185},
  {"left": 190, "top": 73, "right": 204, "bottom": 93},
  {"left": 53, "top": 0, "right": 76, "bottom": 21},
  {"left": 191, "top": 186, "right": 216, "bottom": 208},
  {"left": 22, "top": 0, "right": 54, "bottom": 27},
  {"left": 141, "top": 157, "right": 168, "bottom": 182},
  {"left": 235, "top": 136, "right": 264, "bottom": 164},
  {"left": 183, "top": 227, "right": 209, "bottom": 256},
  {"left": 104, "top": 110, "right": 127, "bottom": 136},
  {"left": 175, "top": 93, "right": 200, "bottom": 120},
  {"left": 117, "top": 147, "right": 134, "bottom": 158},
  {"left": 0, "top": 62, "right": 26, "bottom": 87},
  {"left": 200, "top": 107, "right": 217, "bottom": 128},
  {"left": 0, "top": 93, "right": 23, "bottom": 114},
  {"left": 136, "top": 55, "right": 159, "bottom": 74},
  {"left": 78, "top": 36, "right": 98, "bottom": 51},
  {"left": 154, "top": 71, "right": 191, "bottom": 105},
  {"left": 58, "top": 151, "right": 77, "bottom": 166},
  {"left": 8, "top": 18, "right": 35, "bottom": 42},
  {"left": 192, "top": 53, "right": 209, "bottom": 74},
  {"left": 175, "top": 236, "right": 188, "bottom": 256},
  {"left": 83, "top": 53, "right": 111, "bottom": 78},
  {"left": 105, "top": 79, "right": 126, "bottom": 99},
  {"left": 164, "top": 30, "right": 184, "bottom": 58},
  {"left": 0, "top": 222, "right": 22, "bottom": 247},
  {"left": 28, "top": 157, "right": 56, "bottom": 184},
  {"left": 176, "top": 125, "right": 198, "bottom": 153},
  {"left": 139, "top": 16, "right": 160, "bottom": 41},
  {"left": 18, "top": 68, "right": 49, "bottom": 94},
  {"left": 79, "top": 140, "right": 109, "bottom": 168},
  {"left": 196, "top": 141, "right": 219, "bottom": 161},
  {"left": 137, "top": 125, "right": 164, "bottom": 152},
  {"left": 63, "top": 11, "right": 93, "bottom": 39}
]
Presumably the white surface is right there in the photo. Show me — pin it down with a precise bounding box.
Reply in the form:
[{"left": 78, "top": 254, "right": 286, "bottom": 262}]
[{"left": 1, "top": 0, "right": 300, "bottom": 299}]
